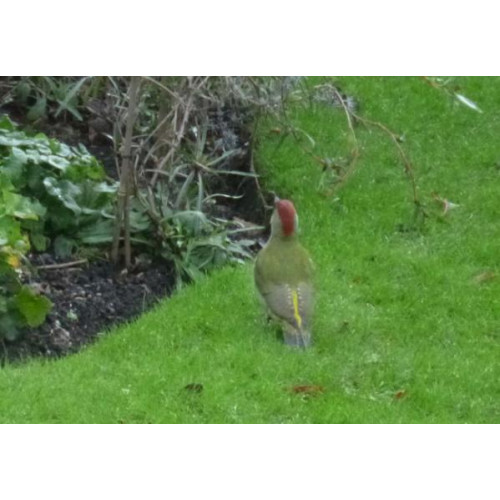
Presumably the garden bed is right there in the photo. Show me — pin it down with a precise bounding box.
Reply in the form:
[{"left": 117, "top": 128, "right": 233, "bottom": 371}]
[
  {"left": 0, "top": 107, "right": 267, "bottom": 364},
  {"left": 3, "top": 255, "right": 176, "bottom": 362}
]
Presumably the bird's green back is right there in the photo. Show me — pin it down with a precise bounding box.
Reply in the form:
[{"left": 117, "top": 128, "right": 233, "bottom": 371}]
[{"left": 255, "top": 237, "right": 313, "bottom": 291}]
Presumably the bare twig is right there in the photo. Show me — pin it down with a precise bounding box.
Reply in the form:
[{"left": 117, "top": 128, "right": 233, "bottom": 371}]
[
  {"left": 141, "top": 75, "right": 181, "bottom": 101},
  {"left": 326, "top": 87, "right": 361, "bottom": 193},
  {"left": 265, "top": 81, "right": 423, "bottom": 223},
  {"left": 150, "top": 89, "right": 195, "bottom": 186},
  {"left": 249, "top": 138, "right": 272, "bottom": 210},
  {"left": 352, "top": 112, "right": 419, "bottom": 205},
  {"left": 37, "top": 259, "right": 88, "bottom": 270},
  {"left": 111, "top": 76, "right": 141, "bottom": 268}
]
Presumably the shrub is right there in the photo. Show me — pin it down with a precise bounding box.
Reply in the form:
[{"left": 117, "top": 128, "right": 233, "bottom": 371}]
[
  {"left": 0, "top": 168, "right": 51, "bottom": 340},
  {"left": 0, "top": 114, "right": 118, "bottom": 340},
  {"left": 0, "top": 114, "right": 118, "bottom": 257}
]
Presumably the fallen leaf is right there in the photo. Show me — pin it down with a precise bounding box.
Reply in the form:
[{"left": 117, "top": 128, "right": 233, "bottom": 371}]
[
  {"left": 394, "top": 390, "right": 407, "bottom": 400},
  {"left": 473, "top": 271, "right": 497, "bottom": 284},
  {"left": 289, "top": 385, "right": 325, "bottom": 396},
  {"left": 432, "top": 192, "right": 459, "bottom": 215}
]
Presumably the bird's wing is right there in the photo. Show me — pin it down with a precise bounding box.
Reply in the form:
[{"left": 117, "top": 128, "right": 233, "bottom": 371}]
[{"left": 260, "top": 281, "right": 314, "bottom": 331}]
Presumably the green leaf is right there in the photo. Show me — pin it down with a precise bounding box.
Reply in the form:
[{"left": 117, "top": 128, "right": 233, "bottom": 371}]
[
  {"left": 65, "top": 157, "right": 106, "bottom": 182},
  {"left": 27, "top": 96, "right": 47, "bottom": 122},
  {"left": 55, "top": 101, "right": 83, "bottom": 121},
  {"left": 14, "top": 286, "right": 52, "bottom": 327},
  {"left": 30, "top": 231, "right": 49, "bottom": 252},
  {"left": 24, "top": 148, "right": 42, "bottom": 163},
  {"left": 77, "top": 219, "right": 114, "bottom": 244},
  {"left": 2, "top": 190, "right": 46, "bottom": 219},
  {"left": 43, "top": 177, "right": 82, "bottom": 214},
  {"left": 33, "top": 132, "right": 49, "bottom": 141},
  {"left": 77, "top": 180, "right": 117, "bottom": 214},
  {"left": 53, "top": 235, "right": 77, "bottom": 257},
  {"left": 14, "top": 81, "right": 31, "bottom": 103},
  {"left": 54, "top": 77, "right": 90, "bottom": 121},
  {"left": 0, "top": 114, "right": 16, "bottom": 131},
  {"left": 0, "top": 313, "right": 20, "bottom": 341},
  {"left": 47, "top": 155, "right": 71, "bottom": 171},
  {"left": 1, "top": 147, "right": 28, "bottom": 185},
  {"left": 128, "top": 208, "right": 151, "bottom": 232},
  {"left": 171, "top": 210, "right": 209, "bottom": 236},
  {"left": 48, "top": 138, "right": 62, "bottom": 155},
  {"left": 0, "top": 131, "right": 33, "bottom": 147},
  {"left": 0, "top": 215, "right": 24, "bottom": 247}
]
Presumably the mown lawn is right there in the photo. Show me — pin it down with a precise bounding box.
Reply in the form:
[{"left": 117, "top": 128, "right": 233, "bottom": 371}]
[{"left": 1, "top": 76, "right": 499, "bottom": 423}]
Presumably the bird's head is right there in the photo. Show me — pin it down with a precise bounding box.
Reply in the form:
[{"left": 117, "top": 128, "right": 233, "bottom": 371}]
[{"left": 270, "top": 198, "right": 298, "bottom": 238}]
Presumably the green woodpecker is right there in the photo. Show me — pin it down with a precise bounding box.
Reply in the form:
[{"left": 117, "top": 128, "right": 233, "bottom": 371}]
[{"left": 254, "top": 199, "right": 314, "bottom": 347}]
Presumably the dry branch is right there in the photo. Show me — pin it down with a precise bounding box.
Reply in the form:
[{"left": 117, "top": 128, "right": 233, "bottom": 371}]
[
  {"left": 111, "top": 76, "right": 141, "bottom": 268},
  {"left": 37, "top": 259, "right": 88, "bottom": 270}
]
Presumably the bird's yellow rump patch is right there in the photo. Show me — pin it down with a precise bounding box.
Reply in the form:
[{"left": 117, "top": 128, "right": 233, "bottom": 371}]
[{"left": 291, "top": 289, "right": 302, "bottom": 329}]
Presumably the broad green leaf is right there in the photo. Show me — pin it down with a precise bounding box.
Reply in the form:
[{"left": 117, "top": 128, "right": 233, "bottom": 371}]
[
  {"left": 65, "top": 157, "right": 106, "bottom": 182},
  {"left": 0, "top": 132, "right": 34, "bottom": 147},
  {"left": 0, "top": 115, "right": 16, "bottom": 131},
  {"left": 78, "top": 219, "right": 115, "bottom": 244},
  {"left": 2, "top": 190, "right": 46, "bottom": 219},
  {"left": 128, "top": 208, "right": 151, "bottom": 232},
  {"left": 14, "top": 285, "right": 52, "bottom": 327},
  {"left": 30, "top": 232, "right": 49, "bottom": 252},
  {"left": 1, "top": 147, "right": 28, "bottom": 185},
  {"left": 94, "top": 181, "right": 118, "bottom": 194},
  {"left": 0, "top": 215, "right": 24, "bottom": 246},
  {"left": 47, "top": 155, "right": 70, "bottom": 171},
  {"left": 32, "top": 140, "right": 51, "bottom": 155},
  {"left": 48, "top": 138, "right": 62, "bottom": 154},
  {"left": 43, "top": 177, "right": 82, "bottom": 214},
  {"left": 77, "top": 180, "right": 117, "bottom": 214},
  {"left": 24, "top": 148, "right": 42, "bottom": 164}
]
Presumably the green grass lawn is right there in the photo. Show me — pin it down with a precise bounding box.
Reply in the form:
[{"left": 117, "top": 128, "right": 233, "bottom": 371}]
[{"left": 1, "top": 76, "right": 499, "bottom": 423}]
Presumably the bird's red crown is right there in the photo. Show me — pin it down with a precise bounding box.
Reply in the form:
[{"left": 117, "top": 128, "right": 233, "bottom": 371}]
[{"left": 276, "top": 199, "right": 296, "bottom": 236}]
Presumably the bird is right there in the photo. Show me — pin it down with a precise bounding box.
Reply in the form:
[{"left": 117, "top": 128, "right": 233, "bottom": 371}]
[{"left": 254, "top": 198, "right": 314, "bottom": 347}]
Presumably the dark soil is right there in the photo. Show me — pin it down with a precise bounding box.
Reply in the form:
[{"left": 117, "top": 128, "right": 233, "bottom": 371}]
[
  {"left": 0, "top": 98, "right": 268, "bottom": 365},
  {"left": 3, "top": 256, "right": 176, "bottom": 363}
]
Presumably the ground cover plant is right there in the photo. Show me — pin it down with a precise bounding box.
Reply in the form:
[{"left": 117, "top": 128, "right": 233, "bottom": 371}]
[
  {"left": 0, "top": 76, "right": 279, "bottom": 358},
  {"left": 0, "top": 76, "right": 499, "bottom": 423},
  {"left": 0, "top": 115, "right": 117, "bottom": 341}
]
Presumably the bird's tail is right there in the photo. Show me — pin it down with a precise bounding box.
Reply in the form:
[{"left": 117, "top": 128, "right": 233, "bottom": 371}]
[{"left": 283, "top": 324, "right": 312, "bottom": 348}]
